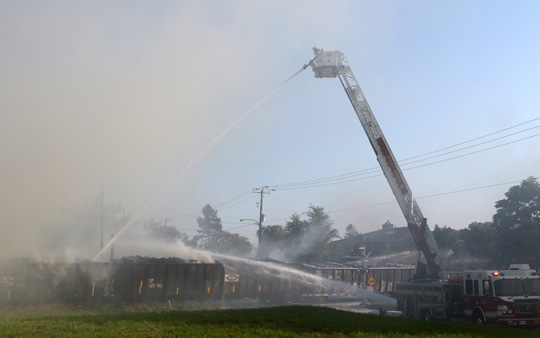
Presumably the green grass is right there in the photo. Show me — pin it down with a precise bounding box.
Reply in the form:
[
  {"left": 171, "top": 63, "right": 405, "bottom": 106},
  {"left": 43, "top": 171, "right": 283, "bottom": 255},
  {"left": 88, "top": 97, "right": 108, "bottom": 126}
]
[{"left": 0, "top": 304, "right": 538, "bottom": 337}]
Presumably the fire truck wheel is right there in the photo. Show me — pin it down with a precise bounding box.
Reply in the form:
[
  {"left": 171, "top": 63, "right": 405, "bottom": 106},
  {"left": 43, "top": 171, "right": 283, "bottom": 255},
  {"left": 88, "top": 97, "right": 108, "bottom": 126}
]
[{"left": 472, "top": 312, "right": 485, "bottom": 325}]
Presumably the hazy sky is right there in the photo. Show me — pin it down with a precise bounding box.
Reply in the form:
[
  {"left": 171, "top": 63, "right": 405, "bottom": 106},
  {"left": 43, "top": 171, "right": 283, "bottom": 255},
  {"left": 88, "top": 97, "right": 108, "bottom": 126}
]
[{"left": 1, "top": 1, "right": 539, "bottom": 258}]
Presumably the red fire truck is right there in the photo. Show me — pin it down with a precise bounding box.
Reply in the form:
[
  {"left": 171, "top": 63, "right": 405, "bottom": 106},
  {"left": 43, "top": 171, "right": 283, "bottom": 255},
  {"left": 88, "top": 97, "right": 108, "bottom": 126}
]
[
  {"left": 396, "top": 264, "right": 540, "bottom": 327},
  {"left": 308, "top": 48, "right": 540, "bottom": 327}
]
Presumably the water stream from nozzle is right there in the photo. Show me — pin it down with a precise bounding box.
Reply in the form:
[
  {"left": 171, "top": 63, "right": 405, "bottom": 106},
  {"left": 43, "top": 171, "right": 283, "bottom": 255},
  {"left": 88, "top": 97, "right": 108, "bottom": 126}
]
[
  {"left": 93, "top": 66, "right": 308, "bottom": 261},
  {"left": 211, "top": 252, "right": 397, "bottom": 306}
]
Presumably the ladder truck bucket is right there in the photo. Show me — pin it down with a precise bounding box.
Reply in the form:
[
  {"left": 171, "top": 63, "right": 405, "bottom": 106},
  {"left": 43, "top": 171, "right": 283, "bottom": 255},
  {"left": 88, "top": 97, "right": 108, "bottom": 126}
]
[{"left": 310, "top": 47, "right": 344, "bottom": 78}]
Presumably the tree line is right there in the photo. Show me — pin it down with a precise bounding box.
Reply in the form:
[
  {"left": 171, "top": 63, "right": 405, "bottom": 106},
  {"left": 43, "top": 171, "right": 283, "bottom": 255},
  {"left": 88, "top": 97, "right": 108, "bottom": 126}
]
[
  {"left": 92, "top": 177, "right": 539, "bottom": 268},
  {"left": 433, "top": 177, "right": 540, "bottom": 268},
  {"left": 145, "top": 204, "right": 341, "bottom": 263}
]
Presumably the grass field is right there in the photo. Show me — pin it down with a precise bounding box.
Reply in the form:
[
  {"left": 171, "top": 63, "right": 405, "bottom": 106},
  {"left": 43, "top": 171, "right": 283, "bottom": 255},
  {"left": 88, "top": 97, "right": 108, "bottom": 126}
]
[{"left": 0, "top": 304, "right": 539, "bottom": 337}]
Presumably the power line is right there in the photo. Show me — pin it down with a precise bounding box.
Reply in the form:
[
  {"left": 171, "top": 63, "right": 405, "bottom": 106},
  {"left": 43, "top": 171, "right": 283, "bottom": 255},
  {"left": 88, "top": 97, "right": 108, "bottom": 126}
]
[
  {"left": 272, "top": 128, "right": 540, "bottom": 191},
  {"left": 168, "top": 118, "right": 540, "bottom": 224},
  {"left": 400, "top": 117, "right": 540, "bottom": 162},
  {"left": 270, "top": 118, "right": 539, "bottom": 190},
  {"left": 323, "top": 178, "right": 535, "bottom": 216},
  {"left": 224, "top": 222, "right": 258, "bottom": 231},
  {"left": 273, "top": 167, "right": 380, "bottom": 189},
  {"left": 401, "top": 132, "right": 540, "bottom": 172},
  {"left": 217, "top": 195, "right": 258, "bottom": 211},
  {"left": 213, "top": 189, "right": 253, "bottom": 208},
  {"left": 193, "top": 128, "right": 540, "bottom": 227},
  {"left": 414, "top": 179, "right": 532, "bottom": 199},
  {"left": 265, "top": 177, "right": 537, "bottom": 224},
  {"left": 274, "top": 173, "right": 383, "bottom": 191},
  {"left": 400, "top": 125, "right": 540, "bottom": 167}
]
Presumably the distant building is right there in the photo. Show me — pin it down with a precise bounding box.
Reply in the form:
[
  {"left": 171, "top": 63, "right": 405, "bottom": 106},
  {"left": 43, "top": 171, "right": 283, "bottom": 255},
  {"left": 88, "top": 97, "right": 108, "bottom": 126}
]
[{"left": 333, "top": 221, "right": 416, "bottom": 261}]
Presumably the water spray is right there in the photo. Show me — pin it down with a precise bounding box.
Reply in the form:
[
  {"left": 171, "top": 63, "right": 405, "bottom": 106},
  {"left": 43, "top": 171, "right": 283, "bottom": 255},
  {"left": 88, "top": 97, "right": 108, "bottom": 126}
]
[
  {"left": 212, "top": 252, "right": 397, "bottom": 306},
  {"left": 92, "top": 65, "right": 309, "bottom": 261}
]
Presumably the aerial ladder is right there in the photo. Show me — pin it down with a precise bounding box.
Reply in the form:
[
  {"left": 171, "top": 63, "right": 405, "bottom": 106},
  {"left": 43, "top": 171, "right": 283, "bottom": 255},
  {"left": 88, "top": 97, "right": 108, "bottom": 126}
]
[{"left": 306, "top": 47, "right": 440, "bottom": 279}]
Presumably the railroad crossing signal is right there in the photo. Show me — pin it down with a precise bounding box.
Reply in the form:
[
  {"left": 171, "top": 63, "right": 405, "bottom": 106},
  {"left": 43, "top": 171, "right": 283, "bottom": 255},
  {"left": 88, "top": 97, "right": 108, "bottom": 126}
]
[{"left": 368, "top": 276, "right": 376, "bottom": 287}]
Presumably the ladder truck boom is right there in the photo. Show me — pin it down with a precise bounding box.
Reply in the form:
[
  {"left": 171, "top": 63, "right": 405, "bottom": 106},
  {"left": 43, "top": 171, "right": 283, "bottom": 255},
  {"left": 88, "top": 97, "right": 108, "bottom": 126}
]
[{"left": 308, "top": 47, "right": 439, "bottom": 279}]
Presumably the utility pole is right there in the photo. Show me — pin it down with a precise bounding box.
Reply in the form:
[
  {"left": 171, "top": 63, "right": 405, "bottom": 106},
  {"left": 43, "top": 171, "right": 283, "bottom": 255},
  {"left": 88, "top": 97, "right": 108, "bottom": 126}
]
[
  {"left": 107, "top": 233, "right": 114, "bottom": 296},
  {"left": 100, "top": 179, "right": 104, "bottom": 251},
  {"left": 253, "top": 186, "right": 275, "bottom": 244}
]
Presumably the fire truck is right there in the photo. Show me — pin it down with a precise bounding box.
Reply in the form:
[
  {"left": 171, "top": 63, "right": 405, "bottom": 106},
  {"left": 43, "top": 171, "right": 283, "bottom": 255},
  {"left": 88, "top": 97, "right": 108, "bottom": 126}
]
[
  {"left": 460, "top": 265, "right": 540, "bottom": 326},
  {"left": 307, "top": 47, "right": 540, "bottom": 327},
  {"left": 395, "top": 264, "right": 540, "bottom": 326}
]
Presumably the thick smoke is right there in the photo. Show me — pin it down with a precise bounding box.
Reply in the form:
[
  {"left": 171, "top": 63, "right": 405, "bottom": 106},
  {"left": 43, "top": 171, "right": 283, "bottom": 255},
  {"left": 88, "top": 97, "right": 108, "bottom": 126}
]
[
  {"left": 93, "top": 220, "right": 216, "bottom": 263},
  {"left": 111, "top": 241, "right": 214, "bottom": 264},
  {"left": 0, "top": 1, "right": 353, "bottom": 261},
  {"left": 262, "top": 224, "right": 329, "bottom": 263},
  {"left": 0, "top": 2, "right": 260, "bottom": 259}
]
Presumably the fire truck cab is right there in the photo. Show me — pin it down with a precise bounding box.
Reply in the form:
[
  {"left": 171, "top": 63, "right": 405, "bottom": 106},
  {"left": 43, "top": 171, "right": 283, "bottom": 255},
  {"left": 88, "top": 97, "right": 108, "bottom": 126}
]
[{"left": 463, "top": 264, "right": 540, "bottom": 327}]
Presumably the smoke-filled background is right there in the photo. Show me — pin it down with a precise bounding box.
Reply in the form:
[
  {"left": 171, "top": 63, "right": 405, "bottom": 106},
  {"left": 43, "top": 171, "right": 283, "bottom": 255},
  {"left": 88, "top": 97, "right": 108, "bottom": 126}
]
[{"left": 1, "top": 1, "right": 540, "bottom": 259}]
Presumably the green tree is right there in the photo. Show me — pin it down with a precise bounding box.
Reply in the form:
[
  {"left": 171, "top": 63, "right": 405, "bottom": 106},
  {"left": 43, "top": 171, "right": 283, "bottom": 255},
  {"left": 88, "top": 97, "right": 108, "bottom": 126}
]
[
  {"left": 459, "top": 221, "right": 495, "bottom": 259},
  {"left": 217, "top": 232, "right": 253, "bottom": 256},
  {"left": 194, "top": 204, "right": 253, "bottom": 255},
  {"left": 432, "top": 225, "right": 457, "bottom": 249},
  {"left": 260, "top": 225, "right": 288, "bottom": 243},
  {"left": 344, "top": 224, "right": 359, "bottom": 239},
  {"left": 257, "top": 225, "right": 288, "bottom": 258},
  {"left": 492, "top": 177, "right": 540, "bottom": 267},
  {"left": 256, "top": 205, "right": 339, "bottom": 262},
  {"left": 194, "top": 204, "right": 223, "bottom": 250},
  {"left": 432, "top": 224, "right": 464, "bottom": 256},
  {"left": 285, "top": 213, "right": 309, "bottom": 236},
  {"left": 144, "top": 219, "right": 188, "bottom": 244},
  {"left": 288, "top": 205, "right": 340, "bottom": 263}
]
